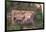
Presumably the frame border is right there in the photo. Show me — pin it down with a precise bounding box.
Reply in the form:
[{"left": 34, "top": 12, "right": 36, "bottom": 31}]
[{"left": 5, "top": 1, "right": 44, "bottom": 31}]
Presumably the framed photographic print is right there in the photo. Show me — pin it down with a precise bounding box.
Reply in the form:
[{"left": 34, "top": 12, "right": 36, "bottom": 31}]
[{"left": 5, "top": 0, "right": 44, "bottom": 31}]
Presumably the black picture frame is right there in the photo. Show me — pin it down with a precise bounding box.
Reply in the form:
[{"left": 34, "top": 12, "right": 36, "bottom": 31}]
[{"left": 5, "top": 1, "right": 44, "bottom": 32}]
